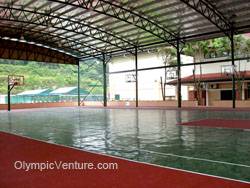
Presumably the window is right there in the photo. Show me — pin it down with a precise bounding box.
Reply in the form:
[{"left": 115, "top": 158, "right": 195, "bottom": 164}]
[{"left": 221, "top": 90, "right": 233, "bottom": 100}]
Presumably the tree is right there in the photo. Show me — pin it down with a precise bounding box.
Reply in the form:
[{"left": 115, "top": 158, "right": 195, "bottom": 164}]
[
  {"left": 184, "top": 41, "right": 209, "bottom": 62},
  {"left": 184, "top": 41, "right": 209, "bottom": 105},
  {"left": 157, "top": 47, "right": 177, "bottom": 100}
]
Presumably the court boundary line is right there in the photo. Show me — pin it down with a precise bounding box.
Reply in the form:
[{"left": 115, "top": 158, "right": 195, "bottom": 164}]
[
  {"left": 81, "top": 106, "right": 250, "bottom": 112},
  {"left": 107, "top": 140, "right": 250, "bottom": 168},
  {"left": 2, "top": 106, "right": 250, "bottom": 112},
  {"left": 177, "top": 122, "right": 250, "bottom": 131},
  {"left": 178, "top": 118, "right": 250, "bottom": 131},
  {"left": 1, "top": 130, "right": 249, "bottom": 185}
]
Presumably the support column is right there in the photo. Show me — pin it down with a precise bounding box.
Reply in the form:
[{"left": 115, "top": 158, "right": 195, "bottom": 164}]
[
  {"left": 242, "top": 82, "right": 245, "bottom": 100},
  {"left": 102, "top": 53, "right": 107, "bottom": 107},
  {"left": 230, "top": 29, "right": 236, "bottom": 108},
  {"left": 177, "top": 40, "right": 181, "bottom": 108},
  {"left": 77, "top": 61, "right": 80, "bottom": 106},
  {"left": 7, "top": 84, "right": 15, "bottom": 111},
  {"left": 135, "top": 47, "right": 138, "bottom": 107},
  {"left": 7, "top": 84, "right": 11, "bottom": 111},
  {"left": 206, "top": 83, "right": 209, "bottom": 107}
]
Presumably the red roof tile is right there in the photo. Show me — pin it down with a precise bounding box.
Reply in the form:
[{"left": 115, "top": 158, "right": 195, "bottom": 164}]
[{"left": 168, "top": 71, "right": 250, "bottom": 85}]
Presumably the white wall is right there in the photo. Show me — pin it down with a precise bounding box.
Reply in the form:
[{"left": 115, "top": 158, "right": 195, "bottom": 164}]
[
  {"left": 0, "top": 95, "right": 6, "bottom": 104},
  {"left": 194, "top": 58, "right": 250, "bottom": 74},
  {"left": 109, "top": 54, "right": 250, "bottom": 101},
  {"left": 109, "top": 52, "right": 193, "bottom": 101}
]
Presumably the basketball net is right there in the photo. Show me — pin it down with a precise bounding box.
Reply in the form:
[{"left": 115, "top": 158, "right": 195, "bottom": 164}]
[
  {"left": 9, "top": 79, "right": 19, "bottom": 86},
  {"left": 8, "top": 75, "right": 24, "bottom": 86}
]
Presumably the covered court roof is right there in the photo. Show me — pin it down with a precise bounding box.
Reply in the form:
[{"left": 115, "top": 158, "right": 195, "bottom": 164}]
[{"left": 0, "top": 0, "right": 250, "bottom": 62}]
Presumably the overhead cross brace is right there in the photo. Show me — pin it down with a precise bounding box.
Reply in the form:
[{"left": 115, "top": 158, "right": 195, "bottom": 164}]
[
  {"left": 50, "top": 0, "right": 184, "bottom": 48},
  {"left": 179, "top": 0, "right": 232, "bottom": 37}
]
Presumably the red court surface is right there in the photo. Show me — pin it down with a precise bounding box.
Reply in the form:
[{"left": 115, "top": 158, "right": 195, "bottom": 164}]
[
  {"left": 0, "top": 132, "right": 249, "bottom": 188},
  {"left": 179, "top": 119, "right": 250, "bottom": 130}
]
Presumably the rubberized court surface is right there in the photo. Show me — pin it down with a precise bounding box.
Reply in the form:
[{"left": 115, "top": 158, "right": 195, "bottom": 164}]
[
  {"left": 0, "top": 131, "right": 249, "bottom": 188},
  {"left": 0, "top": 107, "right": 250, "bottom": 183}
]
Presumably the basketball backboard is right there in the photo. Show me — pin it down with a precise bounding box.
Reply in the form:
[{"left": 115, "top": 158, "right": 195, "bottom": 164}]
[
  {"left": 125, "top": 73, "right": 136, "bottom": 83},
  {"left": 221, "top": 65, "right": 236, "bottom": 77},
  {"left": 166, "top": 68, "right": 177, "bottom": 80},
  {"left": 8, "top": 75, "right": 24, "bottom": 86}
]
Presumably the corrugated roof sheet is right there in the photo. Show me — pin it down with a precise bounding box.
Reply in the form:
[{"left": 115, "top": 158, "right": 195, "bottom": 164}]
[
  {"left": 50, "top": 87, "right": 77, "bottom": 94},
  {"left": 17, "top": 89, "right": 50, "bottom": 95}
]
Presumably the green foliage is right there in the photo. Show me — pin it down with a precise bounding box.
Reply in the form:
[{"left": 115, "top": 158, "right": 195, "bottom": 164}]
[
  {"left": 157, "top": 47, "right": 177, "bottom": 65},
  {"left": 183, "top": 35, "right": 250, "bottom": 61},
  {"left": 184, "top": 40, "right": 210, "bottom": 61},
  {"left": 0, "top": 59, "right": 103, "bottom": 95}
]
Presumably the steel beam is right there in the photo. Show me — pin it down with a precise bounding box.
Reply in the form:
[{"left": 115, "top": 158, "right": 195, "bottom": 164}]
[
  {"left": 177, "top": 40, "right": 182, "bottom": 108},
  {"left": 179, "top": 0, "right": 232, "bottom": 36},
  {"left": 50, "top": 0, "right": 183, "bottom": 48},
  {"left": 77, "top": 61, "right": 81, "bottom": 106},
  {"left": 7, "top": 84, "right": 11, "bottom": 112},
  {"left": 102, "top": 53, "right": 107, "bottom": 107},
  {"left": 79, "top": 29, "right": 230, "bottom": 60},
  {"left": 7, "top": 83, "right": 15, "bottom": 111},
  {"left": 108, "top": 56, "right": 250, "bottom": 75},
  {"left": 230, "top": 29, "right": 236, "bottom": 108},
  {"left": 135, "top": 47, "right": 139, "bottom": 107},
  {"left": 0, "top": 5, "right": 134, "bottom": 56}
]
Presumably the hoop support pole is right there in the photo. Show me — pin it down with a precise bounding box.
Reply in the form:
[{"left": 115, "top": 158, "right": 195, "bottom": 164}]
[{"left": 7, "top": 84, "right": 15, "bottom": 111}]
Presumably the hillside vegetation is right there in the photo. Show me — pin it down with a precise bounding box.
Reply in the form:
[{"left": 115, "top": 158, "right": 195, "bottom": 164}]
[{"left": 0, "top": 59, "right": 103, "bottom": 95}]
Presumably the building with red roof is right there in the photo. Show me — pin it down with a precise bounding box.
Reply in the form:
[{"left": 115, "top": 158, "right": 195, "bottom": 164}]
[{"left": 168, "top": 64, "right": 250, "bottom": 107}]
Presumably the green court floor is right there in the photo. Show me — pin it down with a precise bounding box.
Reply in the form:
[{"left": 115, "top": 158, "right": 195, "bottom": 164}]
[{"left": 0, "top": 107, "right": 249, "bottom": 182}]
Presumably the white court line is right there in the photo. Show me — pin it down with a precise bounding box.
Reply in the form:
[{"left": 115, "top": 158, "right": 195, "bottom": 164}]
[
  {"left": 107, "top": 141, "right": 250, "bottom": 168},
  {"left": 1, "top": 130, "right": 249, "bottom": 184}
]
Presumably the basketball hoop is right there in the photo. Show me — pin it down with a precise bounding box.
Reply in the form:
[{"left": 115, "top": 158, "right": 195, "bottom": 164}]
[
  {"left": 7, "top": 75, "right": 24, "bottom": 111},
  {"left": 221, "top": 65, "right": 236, "bottom": 77},
  {"left": 225, "top": 72, "right": 232, "bottom": 77}
]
